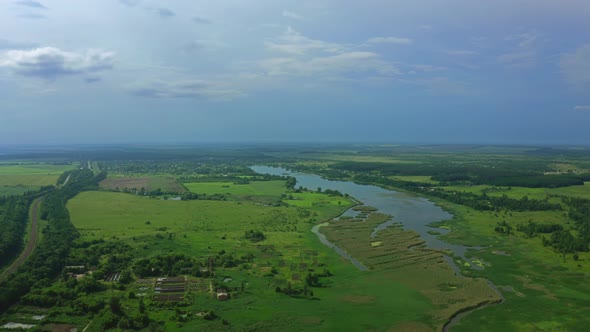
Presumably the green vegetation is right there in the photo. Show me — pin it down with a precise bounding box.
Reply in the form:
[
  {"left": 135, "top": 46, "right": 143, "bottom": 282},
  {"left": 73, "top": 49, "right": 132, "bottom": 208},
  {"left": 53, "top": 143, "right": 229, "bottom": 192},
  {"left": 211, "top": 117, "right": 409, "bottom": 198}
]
[
  {"left": 321, "top": 212, "right": 500, "bottom": 329},
  {"left": 0, "top": 196, "right": 30, "bottom": 268},
  {"left": 1, "top": 145, "right": 590, "bottom": 331},
  {"left": 0, "top": 163, "right": 76, "bottom": 197}
]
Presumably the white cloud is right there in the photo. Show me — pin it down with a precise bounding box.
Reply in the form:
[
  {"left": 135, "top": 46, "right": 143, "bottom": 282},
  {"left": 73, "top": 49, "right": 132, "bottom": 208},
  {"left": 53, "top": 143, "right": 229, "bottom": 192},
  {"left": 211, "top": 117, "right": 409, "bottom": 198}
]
[
  {"left": 129, "top": 80, "right": 245, "bottom": 101},
  {"left": 367, "top": 37, "right": 412, "bottom": 45},
  {"left": 260, "top": 51, "right": 398, "bottom": 77},
  {"left": 260, "top": 28, "right": 399, "bottom": 82},
  {"left": 265, "top": 27, "right": 344, "bottom": 55},
  {"left": 574, "top": 105, "right": 590, "bottom": 111},
  {"left": 282, "top": 10, "right": 303, "bottom": 20},
  {"left": 560, "top": 45, "right": 590, "bottom": 89},
  {"left": 0, "top": 47, "right": 114, "bottom": 80}
]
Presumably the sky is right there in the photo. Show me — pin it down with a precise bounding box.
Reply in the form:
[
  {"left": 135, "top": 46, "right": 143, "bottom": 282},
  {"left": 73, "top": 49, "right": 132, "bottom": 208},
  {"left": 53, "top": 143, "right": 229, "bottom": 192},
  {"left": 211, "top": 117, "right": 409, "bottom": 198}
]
[{"left": 0, "top": 0, "right": 589, "bottom": 145}]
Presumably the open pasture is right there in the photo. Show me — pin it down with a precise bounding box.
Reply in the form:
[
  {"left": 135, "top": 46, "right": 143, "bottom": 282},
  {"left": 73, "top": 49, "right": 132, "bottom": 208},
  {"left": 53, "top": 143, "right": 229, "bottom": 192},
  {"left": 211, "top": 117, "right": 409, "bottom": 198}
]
[
  {"left": 66, "top": 189, "right": 453, "bottom": 331},
  {"left": 0, "top": 163, "right": 75, "bottom": 196},
  {"left": 283, "top": 192, "right": 350, "bottom": 209},
  {"left": 184, "top": 180, "right": 286, "bottom": 198},
  {"left": 0, "top": 163, "right": 75, "bottom": 187}
]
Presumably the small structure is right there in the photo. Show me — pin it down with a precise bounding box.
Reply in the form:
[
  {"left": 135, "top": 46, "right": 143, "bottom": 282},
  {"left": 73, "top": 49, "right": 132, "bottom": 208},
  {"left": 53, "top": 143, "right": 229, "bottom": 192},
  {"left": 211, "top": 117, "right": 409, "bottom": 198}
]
[{"left": 216, "top": 288, "right": 228, "bottom": 301}]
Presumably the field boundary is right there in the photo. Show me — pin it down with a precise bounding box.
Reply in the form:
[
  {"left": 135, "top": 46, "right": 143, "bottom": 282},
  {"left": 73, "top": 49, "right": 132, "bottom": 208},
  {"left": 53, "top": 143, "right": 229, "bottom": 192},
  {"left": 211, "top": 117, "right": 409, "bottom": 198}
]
[{"left": 0, "top": 197, "right": 43, "bottom": 283}]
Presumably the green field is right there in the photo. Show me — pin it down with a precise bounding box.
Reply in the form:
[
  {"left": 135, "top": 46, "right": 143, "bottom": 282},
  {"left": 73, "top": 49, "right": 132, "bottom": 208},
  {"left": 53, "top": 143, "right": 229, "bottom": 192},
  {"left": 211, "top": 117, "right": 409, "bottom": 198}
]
[
  {"left": 0, "top": 163, "right": 76, "bottom": 197},
  {"left": 64, "top": 187, "right": 456, "bottom": 331},
  {"left": 184, "top": 180, "right": 286, "bottom": 198},
  {"left": 441, "top": 182, "right": 590, "bottom": 201},
  {"left": 429, "top": 200, "right": 590, "bottom": 331}
]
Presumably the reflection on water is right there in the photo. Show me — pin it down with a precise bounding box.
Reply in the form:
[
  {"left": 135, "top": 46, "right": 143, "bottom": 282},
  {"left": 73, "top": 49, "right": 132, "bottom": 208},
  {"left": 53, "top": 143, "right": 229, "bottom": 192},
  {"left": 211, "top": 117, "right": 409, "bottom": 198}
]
[{"left": 252, "top": 165, "right": 474, "bottom": 259}]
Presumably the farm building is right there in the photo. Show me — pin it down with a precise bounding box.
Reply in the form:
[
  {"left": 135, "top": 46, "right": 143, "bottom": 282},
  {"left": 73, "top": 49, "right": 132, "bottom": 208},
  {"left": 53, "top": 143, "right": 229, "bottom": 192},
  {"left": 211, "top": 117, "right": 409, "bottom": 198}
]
[{"left": 217, "top": 289, "right": 228, "bottom": 301}]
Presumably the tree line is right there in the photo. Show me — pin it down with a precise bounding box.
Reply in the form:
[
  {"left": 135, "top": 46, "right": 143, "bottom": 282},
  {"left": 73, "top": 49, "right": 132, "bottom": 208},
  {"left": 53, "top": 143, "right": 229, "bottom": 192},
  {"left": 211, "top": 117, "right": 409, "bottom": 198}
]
[
  {"left": 332, "top": 161, "right": 586, "bottom": 188},
  {"left": 0, "top": 169, "right": 106, "bottom": 313},
  {"left": 0, "top": 196, "right": 30, "bottom": 268}
]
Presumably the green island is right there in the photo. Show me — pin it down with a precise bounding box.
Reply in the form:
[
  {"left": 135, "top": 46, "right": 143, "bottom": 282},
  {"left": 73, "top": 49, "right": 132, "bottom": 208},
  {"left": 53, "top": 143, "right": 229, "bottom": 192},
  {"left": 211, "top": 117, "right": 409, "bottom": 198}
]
[{"left": 1, "top": 144, "right": 589, "bottom": 331}]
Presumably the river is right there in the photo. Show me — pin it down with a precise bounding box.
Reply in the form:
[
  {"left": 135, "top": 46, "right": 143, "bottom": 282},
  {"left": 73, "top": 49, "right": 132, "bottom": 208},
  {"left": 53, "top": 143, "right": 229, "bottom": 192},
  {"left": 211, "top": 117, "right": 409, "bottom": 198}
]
[{"left": 251, "top": 165, "right": 474, "bottom": 259}]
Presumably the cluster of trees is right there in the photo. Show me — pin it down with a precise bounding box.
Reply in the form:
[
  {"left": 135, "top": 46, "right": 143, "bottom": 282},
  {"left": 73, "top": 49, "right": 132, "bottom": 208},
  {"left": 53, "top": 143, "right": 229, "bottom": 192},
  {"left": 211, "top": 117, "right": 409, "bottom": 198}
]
[
  {"left": 304, "top": 269, "right": 333, "bottom": 287},
  {"left": 516, "top": 221, "right": 563, "bottom": 238},
  {"left": 0, "top": 196, "right": 30, "bottom": 267},
  {"left": 0, "top": 169, "right": 105, "bottom": 313},
  {"left": 275, "top": 282, "right": 314, "bottom": 298},
  {"left": 22, "top": 274, "right": 106, "bottom": 307},
  {"left": 244, "top": 229, "right": 266, "bottom": 242},
  {"left": 67, "top": 240, "right": 134, "bottom": 275},
  {"left": 322, "top": 189, "right": 344, "bottom": 196},
  {"left": 494, "top": 221, "right": 513, "bottom": 235},
  {"left": 557, "top": 197, "right": 590, "bottom": 254},
  {"left": 332, "top": 161, "right": 585, "bottom": 188},
  {"left": 134, "top": 254, "right": 205, "bottom": 278},
  {"left": 96, "top": 296, "right": 152, "bottom": 331},
  {"left": 542, "top": 230, "right": 586, "bottom": 260}
]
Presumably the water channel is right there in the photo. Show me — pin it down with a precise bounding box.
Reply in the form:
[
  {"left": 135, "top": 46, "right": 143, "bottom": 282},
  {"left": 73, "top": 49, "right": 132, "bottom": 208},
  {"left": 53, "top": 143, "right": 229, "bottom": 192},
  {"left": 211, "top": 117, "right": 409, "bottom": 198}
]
[{"left": 252, "top": 166, "right": 474, "bottom": 259}]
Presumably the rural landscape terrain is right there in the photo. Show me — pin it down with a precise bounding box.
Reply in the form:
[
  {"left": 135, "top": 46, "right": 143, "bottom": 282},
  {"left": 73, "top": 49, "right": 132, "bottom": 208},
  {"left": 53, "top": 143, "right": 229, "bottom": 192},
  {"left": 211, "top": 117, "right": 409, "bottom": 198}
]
[{"left": 0, "top": 144, "right": 589, "bottom": 331}]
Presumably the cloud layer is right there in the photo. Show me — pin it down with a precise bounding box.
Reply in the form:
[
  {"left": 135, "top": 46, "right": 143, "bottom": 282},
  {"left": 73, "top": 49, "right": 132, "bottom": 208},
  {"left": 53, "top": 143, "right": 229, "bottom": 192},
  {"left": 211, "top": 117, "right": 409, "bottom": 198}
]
[{"left": 0, "top": 47, "right": 114, "bottom": 80}]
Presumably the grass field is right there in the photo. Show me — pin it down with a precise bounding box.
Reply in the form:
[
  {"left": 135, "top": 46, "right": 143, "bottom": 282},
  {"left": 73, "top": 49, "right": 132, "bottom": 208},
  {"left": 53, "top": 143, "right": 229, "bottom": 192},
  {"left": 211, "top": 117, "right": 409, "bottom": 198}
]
[
  {"left": 64, "top": 186, "right": 458, "bottom": 331},
  {"left": 0, "top": 163, "right": 76, "bottom": 197},
  {"left": 184, "top": 180, "right": 286, "bottom": 198},
  {"left": 441, "top": 182, "right": 590, "bottom": 201},
  {"left": 0, "top": 163, "right": 76, "bottom": 196},
  {"left": 428, "top": 200, "right": 590, "bottom": 331}
]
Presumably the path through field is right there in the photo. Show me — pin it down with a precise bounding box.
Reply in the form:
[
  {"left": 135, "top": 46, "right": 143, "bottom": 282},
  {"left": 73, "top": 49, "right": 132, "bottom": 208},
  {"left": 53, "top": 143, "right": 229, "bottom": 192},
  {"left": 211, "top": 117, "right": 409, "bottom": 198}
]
[{"left": 0, "top": 198, "right": 42, "bottom": 282}]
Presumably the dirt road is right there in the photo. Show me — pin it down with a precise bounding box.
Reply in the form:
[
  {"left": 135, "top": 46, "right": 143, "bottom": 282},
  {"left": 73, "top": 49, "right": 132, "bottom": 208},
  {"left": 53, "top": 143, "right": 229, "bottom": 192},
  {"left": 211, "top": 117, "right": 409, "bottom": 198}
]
[{"left": 0, "top": 198, "right": 42, "bottom": 282}]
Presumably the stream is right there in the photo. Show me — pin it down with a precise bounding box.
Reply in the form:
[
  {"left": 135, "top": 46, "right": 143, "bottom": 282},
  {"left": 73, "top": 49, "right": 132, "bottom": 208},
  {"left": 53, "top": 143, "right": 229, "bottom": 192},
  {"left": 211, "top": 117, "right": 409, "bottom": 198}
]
[{"left": 251, "top": 165, "right": 505, "bottom": 330}]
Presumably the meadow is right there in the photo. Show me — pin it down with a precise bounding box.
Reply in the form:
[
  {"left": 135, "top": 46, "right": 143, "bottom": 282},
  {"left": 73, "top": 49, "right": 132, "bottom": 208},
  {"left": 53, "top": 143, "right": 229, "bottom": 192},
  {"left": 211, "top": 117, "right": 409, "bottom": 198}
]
[
  {"left": 62, "top": 178, "right": 459, "bottom": 331},
  {"left": 0, "top": 163, "right": 76, "bottom": 196},
  {"left": 441, "top": 182, "right": 590, "bottom": 200},
  {"left": 429, "top": 200, "right": 590, "bottom": 331}
]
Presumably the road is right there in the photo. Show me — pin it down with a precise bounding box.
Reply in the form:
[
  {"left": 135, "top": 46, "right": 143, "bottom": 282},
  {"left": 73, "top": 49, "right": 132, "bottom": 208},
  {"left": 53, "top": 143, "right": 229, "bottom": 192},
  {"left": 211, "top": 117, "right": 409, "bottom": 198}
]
[{"left": 0, "top": 198, "right": 43, "bottom": 282}]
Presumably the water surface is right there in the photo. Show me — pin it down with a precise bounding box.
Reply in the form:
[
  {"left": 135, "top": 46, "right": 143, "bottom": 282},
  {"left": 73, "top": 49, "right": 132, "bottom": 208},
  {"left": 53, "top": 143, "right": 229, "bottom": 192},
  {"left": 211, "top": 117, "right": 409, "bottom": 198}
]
[{"left": 252, "top": 166, "right": 471, "bottom": 257}]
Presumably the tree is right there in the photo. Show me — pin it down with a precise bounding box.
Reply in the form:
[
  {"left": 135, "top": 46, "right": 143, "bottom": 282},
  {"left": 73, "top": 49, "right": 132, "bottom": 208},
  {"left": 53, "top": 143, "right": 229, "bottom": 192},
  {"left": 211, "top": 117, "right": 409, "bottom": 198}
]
[
  {"left": 109, "top": 296, "right": 122, "bottom": 315},
  {"left": 138, "top": 298, "right": 146, "bottom": 314}
]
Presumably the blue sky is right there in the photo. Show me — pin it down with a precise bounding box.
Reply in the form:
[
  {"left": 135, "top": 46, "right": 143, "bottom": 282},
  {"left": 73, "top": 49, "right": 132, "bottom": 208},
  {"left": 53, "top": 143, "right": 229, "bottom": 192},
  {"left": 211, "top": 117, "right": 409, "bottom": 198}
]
[{"left": 0, "top": 0, "right": 589, "bottom": 145}]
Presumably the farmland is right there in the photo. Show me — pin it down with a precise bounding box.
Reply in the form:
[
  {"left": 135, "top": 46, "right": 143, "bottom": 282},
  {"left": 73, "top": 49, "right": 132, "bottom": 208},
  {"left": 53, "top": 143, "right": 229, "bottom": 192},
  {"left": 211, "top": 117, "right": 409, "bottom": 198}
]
[
  {"left": 0, "top": 163, "right": 76, "bottom": 196},
  {"left": 100, "top": 175, "right": 186, "bottom": 193}
]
